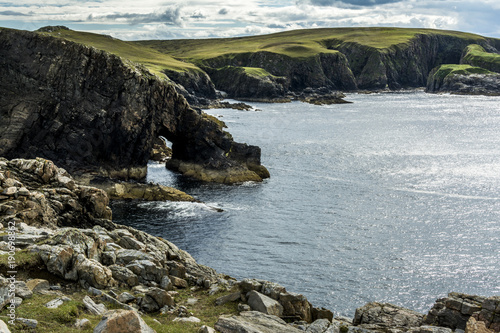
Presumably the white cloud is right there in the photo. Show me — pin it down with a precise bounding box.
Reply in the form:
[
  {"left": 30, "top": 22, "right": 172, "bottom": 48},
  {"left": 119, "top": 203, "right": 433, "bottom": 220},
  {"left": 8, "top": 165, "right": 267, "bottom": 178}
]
[{"left": 0, "top": 0, "right": 499, "bottom": 40}]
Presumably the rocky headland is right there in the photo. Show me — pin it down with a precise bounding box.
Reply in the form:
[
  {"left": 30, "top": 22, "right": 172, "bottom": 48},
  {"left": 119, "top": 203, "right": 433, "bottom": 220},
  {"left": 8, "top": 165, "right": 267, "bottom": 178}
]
[
  {"left": 1, "top": 158, "right": 499, "bottom": 332},
  {"left": 0, "top": 28, "right": 269, "bottom": 184}
]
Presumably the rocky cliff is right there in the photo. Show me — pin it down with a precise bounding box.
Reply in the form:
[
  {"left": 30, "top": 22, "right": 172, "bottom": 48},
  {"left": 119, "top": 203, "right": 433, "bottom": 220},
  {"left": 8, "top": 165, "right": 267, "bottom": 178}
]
[
  {"left": 325, "top": 33, "right": 498, "bottom": 90},
  {"left": 202, "top": 50, "right": 357, "bottom": 95},
  {"left": 0, "top": 28, "right": 269, "bottom": 184}
]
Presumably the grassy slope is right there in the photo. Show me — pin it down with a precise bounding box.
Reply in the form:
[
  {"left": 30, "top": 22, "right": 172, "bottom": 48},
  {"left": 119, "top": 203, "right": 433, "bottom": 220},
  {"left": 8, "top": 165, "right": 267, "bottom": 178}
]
[
  {"left": 462, "top": 44, "right": 500, "bottom": 72},
  {"left": 432, "top": 64, "right": 494, "bottom": 81},
  {"left": 36, "top": 29, "right": 202, "bottom": 75},
  {"left": 136, "top": 27, "right": 490, "bottom": 63}
]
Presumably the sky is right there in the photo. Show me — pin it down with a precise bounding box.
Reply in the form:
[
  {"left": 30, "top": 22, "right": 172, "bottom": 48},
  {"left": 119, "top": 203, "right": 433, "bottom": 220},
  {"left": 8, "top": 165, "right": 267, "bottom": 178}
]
[{"left": 1, "top": 0, "right": 499, "bottom": 41}]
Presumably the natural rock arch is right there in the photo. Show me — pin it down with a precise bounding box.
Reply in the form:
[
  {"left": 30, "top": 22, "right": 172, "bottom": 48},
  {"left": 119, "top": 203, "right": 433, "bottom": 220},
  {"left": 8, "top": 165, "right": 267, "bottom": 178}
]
[{"left": 0, "top": 28, "right": 268, "bottom": 183}]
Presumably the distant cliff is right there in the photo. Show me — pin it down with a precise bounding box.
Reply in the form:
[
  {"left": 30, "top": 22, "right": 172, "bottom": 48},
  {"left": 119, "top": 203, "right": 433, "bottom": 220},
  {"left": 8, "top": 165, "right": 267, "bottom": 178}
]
[
  {"left": 0, "top": 28, "right": 269, "bottom": 183},
  {"left": 136, "top": 28, "right": 500, "bottom": 97}
]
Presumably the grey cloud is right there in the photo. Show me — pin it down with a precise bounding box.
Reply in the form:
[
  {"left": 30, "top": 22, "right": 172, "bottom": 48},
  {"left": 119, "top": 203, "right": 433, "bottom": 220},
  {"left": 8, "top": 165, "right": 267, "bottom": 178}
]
[
  {"left": 190, "top": 11, "right": 205, "bottom": 19},
  {"left": 88, "top": 7, "right": 182, "bottom": 25},
  {"left": 308, "top": 0, "right": 402, "bottom": 6},
  {"left": 218, "top": 8, "right": 228, "bottom": 15},
  {"left": 0, "top": 10, "right": 30, "bottom": 16}
]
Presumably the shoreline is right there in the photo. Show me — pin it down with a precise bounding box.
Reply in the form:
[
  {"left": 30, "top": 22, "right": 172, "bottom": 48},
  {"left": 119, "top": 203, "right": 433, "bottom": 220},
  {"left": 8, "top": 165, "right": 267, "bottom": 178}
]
[{"left": 1, "top": 157, "right": 498, "bottom": 332}]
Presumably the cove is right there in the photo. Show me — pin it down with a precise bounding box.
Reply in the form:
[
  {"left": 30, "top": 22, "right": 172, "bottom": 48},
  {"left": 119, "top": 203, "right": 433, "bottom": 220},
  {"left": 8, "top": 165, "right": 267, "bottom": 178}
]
[{"left": 111, "top": 91, "right": 500, "bottom": 317}]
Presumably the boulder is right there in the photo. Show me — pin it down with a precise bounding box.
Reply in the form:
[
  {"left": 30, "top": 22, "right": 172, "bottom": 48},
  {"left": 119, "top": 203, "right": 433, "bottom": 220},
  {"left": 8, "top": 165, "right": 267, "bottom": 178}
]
[
  {"left": 170, "top": 276, "right": 189, "bottom": 289},
  {"left": 117, "top": 292, "right": 136, "bottom": 304},
  {"left": 215, "top": 311, "right": 303, "bottom": 333},
  {"left": 247, "top": 290, "right": 284, "bottom": 317},
  {"left": 173, "top": 317, "right": 201, "bottom": 323},
  {"left": 466, "top": 317, "right": 494, "bottom": 333},
  {"left": 0, "top": 319, "right": 11, "bottom": 333},
  {"left": 75, "top": 318, "right": 91, "bottom": 330},
  {"left": 45, "top": 297, "right": 71, "bottom": 309},
  {"left": 82, "top": 295, "right": 107, "bottom": 316},
  {"left": 126, "top": 260, "right": 167, "bottom": 283},
  {"left": 109, "top": 265, "right": 139, "bottom": 287},
  {"left": 94, "top": 309, "right": 156, "bottom": 333},
  {"left": 306, "top": 318, "right": 332, "bottom": 333},
  {"left": 26, "top": 279, "right": 50, "bottom": 293},
  {"left": 353, "top": 302, "right": 424, "bottom": 328},
  {"left": 145, "top": 287, "right": 175, "bottom": 308},
  {"left": 215, "top": 292, "right": 242, "bottom": 306},
  {"left": 279, "top": 291, "right": 313, "bottom": 322},
  {"left": 74, "top": 254, "right": 115, "bottom": 289}
]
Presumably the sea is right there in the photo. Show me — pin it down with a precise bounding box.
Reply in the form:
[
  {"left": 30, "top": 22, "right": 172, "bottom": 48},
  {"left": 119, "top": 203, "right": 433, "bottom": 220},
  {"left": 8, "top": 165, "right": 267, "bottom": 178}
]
[{"left": 111, "top": 91, "right": 500, "bottom": 317}]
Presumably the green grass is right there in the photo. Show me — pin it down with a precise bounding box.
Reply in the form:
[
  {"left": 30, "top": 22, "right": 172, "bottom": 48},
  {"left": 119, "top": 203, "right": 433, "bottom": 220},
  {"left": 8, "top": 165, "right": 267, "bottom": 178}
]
[
  {"left": 243, "top": 67, "right": 278, "bottom": 78},
  {"left": 0, "top": 282, "right": 240, "bottom": 332},
  {"left": 137, "top": 27, "right": 490, "bottom": 63},
  {"left": 433, "top": 64, "right": 494, "bottom": 80},
  {"left": 462, "top": 44, "right": 500, "bottom": 72},
  {"left": 36, "top": 28, "right": 202, "bottom": 76},
  {"left": 0, "top": 293, "right": 100, "bottom": 332}
]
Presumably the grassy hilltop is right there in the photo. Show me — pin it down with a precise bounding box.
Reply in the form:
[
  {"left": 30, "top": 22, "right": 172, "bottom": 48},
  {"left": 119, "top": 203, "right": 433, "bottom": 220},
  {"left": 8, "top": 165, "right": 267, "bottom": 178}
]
[
  {"left": 33, "top": 26, "right": 500, "bottom": 97},
  {"left": 136, "top": 27, "right": 487, "bottom": 61}
]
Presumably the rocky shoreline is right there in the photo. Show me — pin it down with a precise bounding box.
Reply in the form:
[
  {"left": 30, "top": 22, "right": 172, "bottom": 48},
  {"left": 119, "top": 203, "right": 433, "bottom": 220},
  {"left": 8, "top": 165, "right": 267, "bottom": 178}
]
[{"left": 1, "top": 157, "right": 499, "bottom": 332}]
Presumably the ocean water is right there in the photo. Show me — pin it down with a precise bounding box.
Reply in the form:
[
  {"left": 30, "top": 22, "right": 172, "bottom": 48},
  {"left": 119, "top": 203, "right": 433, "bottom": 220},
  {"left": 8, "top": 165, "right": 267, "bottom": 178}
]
[{"left": 111, "top": 91, "right": 500, "bottom": 317}]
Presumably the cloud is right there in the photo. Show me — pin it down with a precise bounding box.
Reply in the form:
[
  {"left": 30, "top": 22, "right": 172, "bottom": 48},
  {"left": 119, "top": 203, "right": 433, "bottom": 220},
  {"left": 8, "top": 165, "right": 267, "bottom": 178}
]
[
  {"left": 88, "top": 7, "right": 183, "bottom": 26},
  {"left": 218, "top": 8, "right": 228, "bottom": 15},
  {"left": 0, "top": 10, "right": 30, "bottom": 16},
  {"left": 303, "top": 0, "right": 402, "bottom": 6}
]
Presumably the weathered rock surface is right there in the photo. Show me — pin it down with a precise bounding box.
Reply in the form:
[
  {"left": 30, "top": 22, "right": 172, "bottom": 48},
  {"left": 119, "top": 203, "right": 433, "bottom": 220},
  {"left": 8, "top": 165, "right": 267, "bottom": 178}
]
[
  {"left": 247, "top": 290, "right": 284, "bottom": 317},
  {"left": 353, "top": 302, "right": 424, "bottom": 328},
  {"left": 0, "top": 157, "right": 111, "bottom": 229},
  {"left": 215, "top": 311, "right": 304, "bottom": 333},
  {"left": 92, "top": 180, "right": 197, "bottom": 202},
  {"left": 426, "top": 69, "right": 500, "bottom": 95},
  {"left": 425, "top": 293, "right": 500, "bottom": 332},
  {"left": 0, "top": 28, "right": 268, "bottom": 184},
  {"left": 94, "top": 309, "right": 156, "bottom": 333}
]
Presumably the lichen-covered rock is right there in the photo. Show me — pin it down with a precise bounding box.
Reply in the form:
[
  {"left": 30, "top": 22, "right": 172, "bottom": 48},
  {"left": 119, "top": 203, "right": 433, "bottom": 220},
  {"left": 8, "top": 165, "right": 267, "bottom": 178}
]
[
  {"left": 215, "top": 311, "right": 303, "bottom": 333},
  {"left": 0, "top": 158, "right": 112, "bottom": 229},
  {"left": 247, "top": 290, "right": 284, "bottom": 317},
  {"left": 94, "top": 309, "right": 156, "bottom": 333},
  {"left": 425, "top": 293, "right": 500, "bottom": 332},
  {"left": 353, "top": 302, "right": 424, "bottom": 328}
]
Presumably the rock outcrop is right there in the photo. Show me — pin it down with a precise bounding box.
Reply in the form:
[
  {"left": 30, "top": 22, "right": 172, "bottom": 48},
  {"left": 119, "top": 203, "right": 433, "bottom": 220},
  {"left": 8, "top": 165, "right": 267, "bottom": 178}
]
[
  {"left": 425, "top": 293, "right": 500, "bottom": 332},
  {"left": 426, "top": 65, "right": 500, "bottom": 95},
  {"left": 325, "top": 33, "right": 498, "bottom": 90},
  {"left": 0, "top": 28, "right": 268, "bottom": 184},
  {"left": 1, "top": 157, "right": 499, "bottom": 333}
]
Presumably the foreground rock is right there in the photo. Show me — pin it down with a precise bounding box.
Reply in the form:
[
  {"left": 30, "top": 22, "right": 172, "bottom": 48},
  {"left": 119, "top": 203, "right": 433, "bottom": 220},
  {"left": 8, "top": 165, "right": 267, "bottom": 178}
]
[
  {"left": 1, "top": 156, "right": 499, "bottom": 333},
  {"left": 215, "top": 311, "right": 303, "bottom": 333},
  {"left": 94, "top": 310, "right": 155, "bottom": 333},
  {"left": 0, "top": 28, "right": 268, "bottom": 184}
]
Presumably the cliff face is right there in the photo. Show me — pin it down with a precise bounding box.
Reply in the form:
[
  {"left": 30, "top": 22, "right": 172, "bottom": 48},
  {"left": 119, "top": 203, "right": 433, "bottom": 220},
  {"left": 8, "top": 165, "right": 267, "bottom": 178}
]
[
  {"left": 202, "top": 51, "right": 357, "bottom": 94},
  {"left": 0, "top": 29, "right": 268, "bottom": 183},
  {"left": 327, "top": 34, "right": 497, "bottom": 90},
  {"left": 204, "top": 66, "right": 287, "bottom": 100}
]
